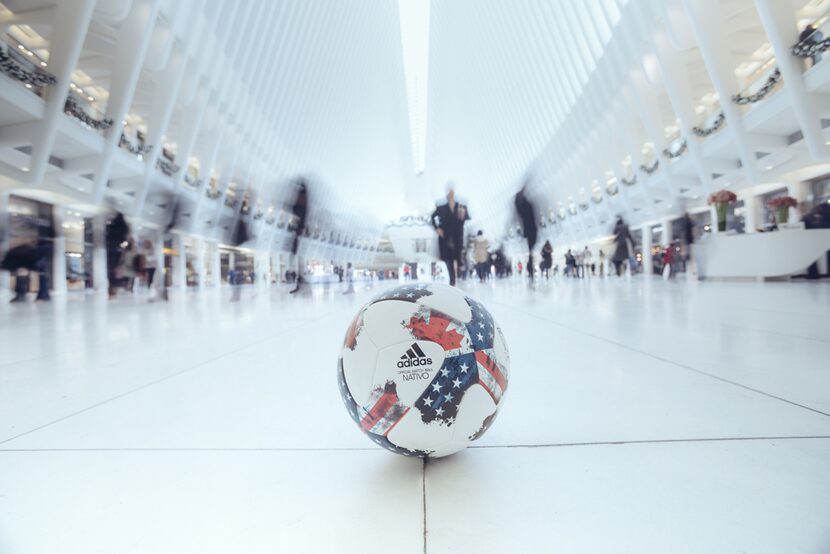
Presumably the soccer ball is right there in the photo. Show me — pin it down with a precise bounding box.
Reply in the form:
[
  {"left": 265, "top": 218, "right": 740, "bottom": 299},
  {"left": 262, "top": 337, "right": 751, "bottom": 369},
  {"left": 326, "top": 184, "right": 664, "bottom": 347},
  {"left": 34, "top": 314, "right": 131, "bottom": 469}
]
[{"left": 337, "top": 283, "right": 510, "bottom": 457}]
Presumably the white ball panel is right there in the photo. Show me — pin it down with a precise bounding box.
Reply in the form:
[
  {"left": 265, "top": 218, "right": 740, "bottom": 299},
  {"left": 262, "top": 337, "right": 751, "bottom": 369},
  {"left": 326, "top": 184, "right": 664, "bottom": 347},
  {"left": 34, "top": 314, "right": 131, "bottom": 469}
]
[
  {"left": 451, "top": 383, "right": 498, "bottom": 441},
  {"left": 417, "top": 284, "right": 473, "bottom": 323},
  {"left": 362, "top": 300, "right": 421, "bottom": 347},
  {"left": 341, "top": 334, "right": 379, "bottom": 407},
  {"left": 386, "top": 408, "right": 454, "bottom": 453},
  {"left": 493, "top": 324, "right": 511, "bottom": 376}
]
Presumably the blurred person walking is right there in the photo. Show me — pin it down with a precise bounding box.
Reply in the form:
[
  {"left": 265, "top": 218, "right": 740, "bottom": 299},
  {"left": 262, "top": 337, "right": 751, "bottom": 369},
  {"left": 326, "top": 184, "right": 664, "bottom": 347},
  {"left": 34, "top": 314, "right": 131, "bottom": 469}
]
[
  {"left": 514, "top": 183, "right": 538, "bottom": 283},
  {"left": 33, "top": 219, "right": 55, "bottom": 301},
  {"left": 582, "top": 246, "right": 593, "bottom": 277},
  {"left": 105, "top": 211, "right": 130, "bottom": 298},
  {"left": 343, "top": 262, "right": 355, "bottom": 294},
  {"left": 611, "top": 216, "right": 633, "bottom": 277},
  {"left": 473, "top": 230, "right": 489, "bottom": 282},
  {"left": 455, "top": 203, "right": 470, "bottom": 281},
  {"left": 541, "top": 240, "right": 553, "bottom": 279},
  {"left": 681, "top": 212, "right": 695, "bottom": 277},
  {"left": 431, "top": 185, "right": 462, "bottom": 286},
  {"left": 289, "top": 180, "right": 309, "bottom": 294},
  {"left": 141, "top": 239, "right": 157, "bottom": 297},
  {"left": 662, "top": 244, "right": 675, "bottom": 280}
]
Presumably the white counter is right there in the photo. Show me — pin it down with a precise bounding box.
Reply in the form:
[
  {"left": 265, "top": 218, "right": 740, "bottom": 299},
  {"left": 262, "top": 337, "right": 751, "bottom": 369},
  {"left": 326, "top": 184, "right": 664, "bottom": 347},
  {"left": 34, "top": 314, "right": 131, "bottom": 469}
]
[{"left": 695, "top": 229, "right": 830, "bottom": 279}]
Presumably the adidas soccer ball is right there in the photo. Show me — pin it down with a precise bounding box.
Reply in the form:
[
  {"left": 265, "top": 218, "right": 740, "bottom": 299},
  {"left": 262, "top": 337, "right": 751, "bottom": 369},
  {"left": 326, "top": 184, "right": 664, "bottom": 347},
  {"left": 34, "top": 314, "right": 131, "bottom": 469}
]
[{"left": 338, "top": 283, "right": 510, "bottom": 457}]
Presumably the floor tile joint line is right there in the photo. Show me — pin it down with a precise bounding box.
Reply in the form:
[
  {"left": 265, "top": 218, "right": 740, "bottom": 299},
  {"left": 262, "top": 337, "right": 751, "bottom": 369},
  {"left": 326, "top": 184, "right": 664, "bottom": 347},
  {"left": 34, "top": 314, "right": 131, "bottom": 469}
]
[{"left": 495, "top": 300, "right": 830, "bottom": 419}]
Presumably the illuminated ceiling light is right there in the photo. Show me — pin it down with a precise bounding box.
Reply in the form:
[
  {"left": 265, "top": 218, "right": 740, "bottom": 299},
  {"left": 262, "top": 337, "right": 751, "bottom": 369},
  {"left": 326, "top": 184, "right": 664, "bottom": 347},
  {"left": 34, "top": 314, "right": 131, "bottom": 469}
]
[
  {"left": 88, "top": 96, "right": 95, "bottom": 102},
  {"left": 398, "top": 0, "right": 431, "bottom": 176},
  {"left": 40, "top": 61, "right": 47, "bottom": 67},
  {"left": 17, "top": 44, "right": 24, "bottom": 50},
  {"left": 21, "top": 167, "right": 29, "bottom": 172}
]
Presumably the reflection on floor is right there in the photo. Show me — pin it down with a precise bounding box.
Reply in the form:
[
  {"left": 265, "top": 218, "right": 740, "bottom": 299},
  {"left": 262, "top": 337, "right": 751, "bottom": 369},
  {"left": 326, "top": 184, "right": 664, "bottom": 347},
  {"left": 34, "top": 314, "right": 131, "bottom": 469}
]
[{"left": 1, "top": 277, "right": 829, "bottom": 553}]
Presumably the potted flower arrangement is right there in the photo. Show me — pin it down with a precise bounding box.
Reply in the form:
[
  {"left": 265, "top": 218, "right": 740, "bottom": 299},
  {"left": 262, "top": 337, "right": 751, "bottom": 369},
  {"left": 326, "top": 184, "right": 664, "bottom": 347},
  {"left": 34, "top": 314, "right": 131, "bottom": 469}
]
[
  {"left": 707, "top": 189, "right": 738, "bottom": 232},
  {"left": 767, "top": 196, "right": 797, "bottom": 225}
]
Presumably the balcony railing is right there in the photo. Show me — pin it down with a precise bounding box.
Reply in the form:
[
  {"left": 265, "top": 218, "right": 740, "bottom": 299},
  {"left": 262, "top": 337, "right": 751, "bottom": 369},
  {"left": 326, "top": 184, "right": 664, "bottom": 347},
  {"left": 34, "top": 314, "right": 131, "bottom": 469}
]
[
  {"left": 118, "top": 133, "right": 152, "bottom": 157},
  {"left": 156, "top": 158, "right": 180, "bottom": 177},
  {"left": 183, "top": 174, "right": 202, "bottom": 188},
  {"left": 64, "top": 93, "right": 113, "bottom": 131},
  {"left": 0, "top": 45, "right": 57, "bottom": 96},
  {"left": 691, "top": 111, "right": 725, "bottom": 137},
  {"left": 732, "top": 55, "right": 782, "bottom": 106}
]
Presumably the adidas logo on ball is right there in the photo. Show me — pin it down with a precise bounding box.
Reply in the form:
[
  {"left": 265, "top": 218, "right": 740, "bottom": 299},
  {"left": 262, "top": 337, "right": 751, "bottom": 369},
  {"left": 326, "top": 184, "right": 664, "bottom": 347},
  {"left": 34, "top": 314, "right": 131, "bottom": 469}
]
[{"left": 397, "top": 343, "right": 433, "bottom": 368}]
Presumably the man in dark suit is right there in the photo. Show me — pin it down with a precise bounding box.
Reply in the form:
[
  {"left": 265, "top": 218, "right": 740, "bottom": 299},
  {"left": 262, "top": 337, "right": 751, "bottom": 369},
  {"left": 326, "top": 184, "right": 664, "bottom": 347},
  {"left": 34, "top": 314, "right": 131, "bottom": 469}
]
[{"left": 431, "top": 186, "right": 461, "bottom": 286}]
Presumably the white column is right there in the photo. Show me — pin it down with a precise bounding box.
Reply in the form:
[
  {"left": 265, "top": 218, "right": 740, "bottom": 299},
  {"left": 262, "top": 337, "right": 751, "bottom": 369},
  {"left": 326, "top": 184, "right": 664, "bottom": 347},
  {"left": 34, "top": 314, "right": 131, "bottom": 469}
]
[
  {"left": 52, "top": 204, "right": 67, "bottom": 295},
  {"left": 25, "top": 0, "right": 96, "bottom": 186},
  {"left": 133, "top": 49, "right": 188, "bottom": 215},
  {"left": 255, "top": 250, "right": 268, "bottom": 289},
  {"left": 172, "top": 233, "right": 186, "bottom": 289},
  {"left": 228, "top": 251, "right": 236, "bottom": 279},
  {"left": 683, "top": 0, "right": 762, "bottom": 184},
  {"left": 662, "top": 218, "right": 674, "bottom": 244},
  {"left": 92, "top": 213, "right": 108, "bottom": 294},
  {"left": 210, "top": 243, "right": 221, "bottom": 287},
  {"left": 0, "top": 192, "right": 10, "bottom": 298},
  {"left": 92, "top": 0, "right": 161, "bottom": 203},
  {"left": 193, "top": 236, "right": 206, "bottom": 289},
  {"left": 642, "top": 224, "right": 654, "bottom": 275},
  {"left": 153, "top": 229, "right": 165, "bottom": 293},
  {"left": 754, "top": 0, "right": 830, "bottom": 161},
  {"left": 743, "top": 193, "right": 759, "bottom": 233},
  {"left": 270, "top": 251, "right": 279, "bottom": 287},
  {"left": 651, "top": 28, "right": 714, "bottom": 193}
]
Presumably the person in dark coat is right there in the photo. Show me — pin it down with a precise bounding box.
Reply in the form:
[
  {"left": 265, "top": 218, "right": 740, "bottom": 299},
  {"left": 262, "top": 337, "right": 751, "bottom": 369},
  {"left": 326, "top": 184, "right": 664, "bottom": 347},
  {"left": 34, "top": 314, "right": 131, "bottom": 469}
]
[
  {"left": 799, "top": 24, "right": 824, "bottom": 68},
  {"left": 515, "top": 184, "right": 538, "bottom": 282},
  {"left": 431, "top": 186, "right": 461, "bottom": 286},
  {"left": 34, "top": 219, "right": 55, "bottom": 301},
  {"left": 454, "top": 203, "right": 470, "bottom": 280},
  {"left": 541, "top": 240, "right": 553, "bottom": 279},
  {"left": 290, "top": 180, "right": 309, "bottom": 293},
  {"left": 611, "top": 216, "right": 633, "bottom": 277},
  {"left": 106, "top": 212, "right": 130, "bottom": 298},
  {"left": 681, "top": 212, "right": 695, "bottom": 273}
]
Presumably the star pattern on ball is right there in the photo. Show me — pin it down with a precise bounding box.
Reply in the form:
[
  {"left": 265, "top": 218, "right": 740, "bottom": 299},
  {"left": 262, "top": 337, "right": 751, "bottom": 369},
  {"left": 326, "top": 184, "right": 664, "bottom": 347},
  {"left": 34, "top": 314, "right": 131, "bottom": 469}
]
[
  {"left": 464, "top": 297, "right": 496, "bottom": 352},
  {"left": 372, "top": 284, "right": 433, "bottom": 304},
  {"left": 414, "top": 352, "right": 478, "bottom": 424}
]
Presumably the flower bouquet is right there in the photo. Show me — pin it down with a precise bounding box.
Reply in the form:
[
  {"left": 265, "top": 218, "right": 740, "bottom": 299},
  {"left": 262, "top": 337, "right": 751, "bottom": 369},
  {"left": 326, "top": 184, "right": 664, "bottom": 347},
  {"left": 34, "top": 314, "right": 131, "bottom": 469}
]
[
  {"left": 767, "top": 196, "right": 797, "bottom": 224},
  {"left": 707, "top": 190, "right": 737, "bottom": 231}
]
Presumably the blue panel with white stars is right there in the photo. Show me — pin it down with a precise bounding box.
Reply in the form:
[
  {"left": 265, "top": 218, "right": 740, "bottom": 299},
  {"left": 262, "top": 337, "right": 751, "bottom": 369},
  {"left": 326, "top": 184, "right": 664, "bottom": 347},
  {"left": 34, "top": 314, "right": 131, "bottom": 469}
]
[
  {"left": 464, "top": 296, "right": 496, "bottom": 351},
  {"left": 414, "top": 352, "right": 478, "bottom": 423}
]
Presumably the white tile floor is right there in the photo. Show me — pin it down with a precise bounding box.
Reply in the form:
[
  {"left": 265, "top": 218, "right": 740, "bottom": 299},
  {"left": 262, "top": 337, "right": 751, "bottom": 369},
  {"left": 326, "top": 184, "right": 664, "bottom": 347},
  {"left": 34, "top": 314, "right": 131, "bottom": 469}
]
[{"left": 1, "top": 277, "right": 829, "bottom": 553}]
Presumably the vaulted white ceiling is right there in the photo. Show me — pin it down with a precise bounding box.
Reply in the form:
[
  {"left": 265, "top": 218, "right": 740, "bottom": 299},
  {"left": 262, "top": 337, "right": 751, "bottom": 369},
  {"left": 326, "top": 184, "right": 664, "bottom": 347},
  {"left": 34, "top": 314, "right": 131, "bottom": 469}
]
[{"left": 233, "top": 0, "right": 627, "bottom": 231}]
